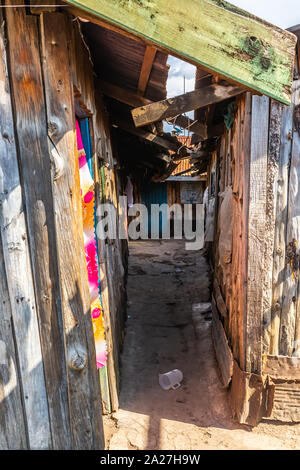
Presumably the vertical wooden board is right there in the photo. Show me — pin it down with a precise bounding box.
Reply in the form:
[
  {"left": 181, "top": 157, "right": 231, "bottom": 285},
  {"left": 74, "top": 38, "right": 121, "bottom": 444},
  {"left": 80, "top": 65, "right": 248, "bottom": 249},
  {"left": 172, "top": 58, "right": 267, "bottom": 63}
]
[
  {"left": 0, "top": 9, "right": 51, "bottom": 449},
  {"left": 211, "top": 295, "right": 233, "bottom": 387},
  {"left": 246, "top": 95, "right": 269, "bottom": 374},
  {"left": 229, "top": 103, "right": 240, "bottom": 362},
  {"left": 239, "top": 92, "right": 252, "bottom": 370},
  {"left": 4, "top": 2, "right": 75, "bottom": 449},
  {"left": 40, "top": 12, "right": 104, "bottom": 448},
  {"left": 271, "top": 100, "right": 293, "bottom": 355},
  {"left": 236, "top": 96, "right": 248, "bottom": 368},
  {"left": 0, "top": 235, "right": 27, "bottom": 449},
  {"left": 99, "top": 366, "right": 111, "bottom": 414},
  {"left": 282, "top": 79, "right": 300, "bottom": 356},
  {"left": 263, "top": 100, "right": 283, "bottom": 354}
]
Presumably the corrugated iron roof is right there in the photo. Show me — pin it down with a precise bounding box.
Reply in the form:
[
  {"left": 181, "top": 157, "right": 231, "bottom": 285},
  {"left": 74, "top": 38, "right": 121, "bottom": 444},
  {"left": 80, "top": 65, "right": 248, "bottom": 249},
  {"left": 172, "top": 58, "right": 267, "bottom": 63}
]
[{"left": 172, "top": 159, "right": 192, "bottom": 176}]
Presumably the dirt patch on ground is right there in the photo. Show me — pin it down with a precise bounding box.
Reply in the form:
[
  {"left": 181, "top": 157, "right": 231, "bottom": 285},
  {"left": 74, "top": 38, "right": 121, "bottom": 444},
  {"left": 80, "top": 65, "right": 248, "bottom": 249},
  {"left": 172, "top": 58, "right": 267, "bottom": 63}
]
[{"left": 105, "top": 240, "right": 300, "bottom": 450}]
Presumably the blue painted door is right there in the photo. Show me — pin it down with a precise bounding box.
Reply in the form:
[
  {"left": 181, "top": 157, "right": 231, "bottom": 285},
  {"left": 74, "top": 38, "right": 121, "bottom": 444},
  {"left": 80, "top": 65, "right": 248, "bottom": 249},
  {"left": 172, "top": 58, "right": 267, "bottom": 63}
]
[{"left": 141, "top": 182, "right": 168, "bottom": 238}]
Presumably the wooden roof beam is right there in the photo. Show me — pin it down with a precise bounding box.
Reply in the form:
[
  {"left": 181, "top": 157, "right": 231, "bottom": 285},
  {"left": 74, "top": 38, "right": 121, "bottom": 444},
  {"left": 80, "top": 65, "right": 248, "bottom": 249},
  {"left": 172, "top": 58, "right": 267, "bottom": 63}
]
[
  {"left": 137, "top": 45, "right": 157, "bottom": 96},
  {"left": 65, "top": 0, "right": 296, "bottom": 104},
  {"left": 113, "top": 119, "right": 186, "bottom": 155},
  {"left": 97, "top": 79, "right": 208, "bottom": 138},
  {"left": 131, "top": 82, "right": 244, "bottom": 128}
]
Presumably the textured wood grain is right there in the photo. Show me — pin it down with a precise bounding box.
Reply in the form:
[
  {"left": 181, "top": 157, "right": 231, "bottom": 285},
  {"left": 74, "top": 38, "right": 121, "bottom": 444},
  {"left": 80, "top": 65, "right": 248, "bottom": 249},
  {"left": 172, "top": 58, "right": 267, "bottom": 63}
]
[
  {"left": 246, "top": 95, "right": 269, "bottom": 374},
  {"left": 280, "top": 80, "right": 300, "bottom": 356},
  {"left": 131, "top": 82, "right": 244, "bottom": 128},
  {"left": 40, "top": 12, "right": 104, "bottom": 448},
  {"left": 212, "top": 295, "right": 233, "bottom": 387},
  {"left": 113, "top": 120, "right": 180, "bottom": 152},
  {"left": 263, "top": 101, "right": 283, "bottom": 354},
  {"left": 97, "top": 79, "right": 208, "bottom": 138},
  {"left": 5, "top": 3, "right": 74, "bottom": 449},
  {"left": 271, "top": 99, "right": 293, "bottom": 355},
  {"left": 137, "top": 45, "right": 157, "bottom": 96},
  {"left": 64, "top": 0, "right": 296, "bottom": 104},
  {"left": 0, "top": 235, "right": 27, "bottom": 449},
  {"left": 263, "top": 355, "right": 300, "bottom": 380},
  {"left": 270, "top": 381, "right": 300, "bottom": 422},
  {"left": 0, "top": 7, "right": 51, "bottom": 449}
]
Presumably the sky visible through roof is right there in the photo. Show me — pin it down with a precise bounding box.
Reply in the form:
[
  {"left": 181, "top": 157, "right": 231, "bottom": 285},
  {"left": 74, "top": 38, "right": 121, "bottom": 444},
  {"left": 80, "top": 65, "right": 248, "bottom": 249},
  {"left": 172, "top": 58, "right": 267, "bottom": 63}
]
[{"left": 165, "top": 0, "right": 300, "bottom": 134}]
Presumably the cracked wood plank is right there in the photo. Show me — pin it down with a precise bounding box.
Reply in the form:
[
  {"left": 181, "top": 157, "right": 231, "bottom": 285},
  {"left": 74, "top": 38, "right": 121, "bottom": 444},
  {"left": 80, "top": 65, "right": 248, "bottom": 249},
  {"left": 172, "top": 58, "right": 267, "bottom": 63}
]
[
  {"left": 131, "top": 82, "right": 244, "bottom": 128},
  {"left": 98, "top": 79, "right": 208, "bottom": 138},
  {"left": 0, "top": 7, "right": 51, "bottom": 449},
  {"left": 246, "top": 95, "right": 269, "bottom": 374},
  {"left": 40, "top": 12, "right": 105, "bottom": 448},
  {"left": 65, "top": 0, "right": 296, "bottom": 104}
]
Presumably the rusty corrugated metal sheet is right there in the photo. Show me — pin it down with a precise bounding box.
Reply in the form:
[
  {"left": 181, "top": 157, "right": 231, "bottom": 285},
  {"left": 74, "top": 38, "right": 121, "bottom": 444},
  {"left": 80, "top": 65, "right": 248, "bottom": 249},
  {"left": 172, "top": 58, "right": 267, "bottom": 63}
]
[
  {"left": 170, "top": 136, "right": 193, "bottom": 176},
  {"left": 171, "top": 159, "right": 192, "bottom": 176}
]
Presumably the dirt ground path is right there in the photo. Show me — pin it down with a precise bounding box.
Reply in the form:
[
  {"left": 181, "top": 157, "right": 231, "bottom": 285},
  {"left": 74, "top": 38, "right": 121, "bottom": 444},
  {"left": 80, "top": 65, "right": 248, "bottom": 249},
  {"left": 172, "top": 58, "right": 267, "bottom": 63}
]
[{"left": 105, "top": 240, "right": 300, "bottom": 450}]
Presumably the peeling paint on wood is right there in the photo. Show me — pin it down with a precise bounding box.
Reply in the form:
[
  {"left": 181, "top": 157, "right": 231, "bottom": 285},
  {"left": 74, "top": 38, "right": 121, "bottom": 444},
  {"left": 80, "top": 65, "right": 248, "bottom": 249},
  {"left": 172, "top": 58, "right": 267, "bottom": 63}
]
[{"left": 65, "top": 0, "right": 296, "bottom": 104}]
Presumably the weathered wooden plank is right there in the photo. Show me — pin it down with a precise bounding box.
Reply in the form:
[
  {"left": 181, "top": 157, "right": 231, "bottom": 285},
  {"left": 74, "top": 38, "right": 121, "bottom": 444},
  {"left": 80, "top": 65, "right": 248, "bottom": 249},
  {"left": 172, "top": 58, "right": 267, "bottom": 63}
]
[
  {"left": 270, "top": 380, "right": 300, "bottom": 422},
  {"left": 40, "top": 12, "right": 105, "bottom": 449},
  {"left": 131, "top": 82, "right": 244, "bottom": 128},
  {"left": 0, "top": 236, "right": 27, "bottom": 449},
  {"left": 64, "top": 0, "right": 296, "bottom": 104},
  {"left": 211, "top": 295, "right": 233, "bottom": 387},
  {"left": 0, "top": 7, "right": 51, "bottom": 449},
  {"left": 213, "top": 279, "right": 228, "bottom": 319},
  {"left": 97, "top": 79, "right": 208, "bottom": 138},
  {"left": 271, "top": 99, "right": 293, "bottom": 355},
  {"left": 137, "top": 45, "right": 157, "bottom": 96},
  {"left": 263, "top": 100, "right": 283, "bottom": 354},
  {"left": 246, "top": 95, "right": 269, "bottom": 374},
  {"left": 263, "top": 355, "right": 300, "bottom": 380},
  {"left": 113, "top": 119, "right": 182, "bottom": 153},
  {"left": 230, "top": 360, "right": 272, "bottom": 426},
  {"left": 280, "top": 79, "right": 300, "bottom": 357},
  {"left": 6, "top": 2, "right": 72, "bottom": 449},
  {"left": 238, "top": 93, "right": 252, "bottom": 371}
]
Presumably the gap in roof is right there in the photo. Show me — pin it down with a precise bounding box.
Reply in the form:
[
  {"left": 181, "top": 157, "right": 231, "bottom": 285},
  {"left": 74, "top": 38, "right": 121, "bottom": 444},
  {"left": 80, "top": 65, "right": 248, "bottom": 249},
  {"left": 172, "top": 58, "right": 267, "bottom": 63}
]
[{"left": 164, "top": 56, "right": 196, "bottom": 136}]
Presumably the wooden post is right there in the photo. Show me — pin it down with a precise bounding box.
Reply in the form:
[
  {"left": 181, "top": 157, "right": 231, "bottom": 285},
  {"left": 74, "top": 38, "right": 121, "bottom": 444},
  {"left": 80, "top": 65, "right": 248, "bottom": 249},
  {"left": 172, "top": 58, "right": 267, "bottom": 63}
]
[
  {"left": 270, "top": 101, "right": 293, "bottom": 355},
  {"left": 39, "top": 11, "right": 105, "bottom": 447},
  {"left": 246, "top": 95, "right": 269, "bottom": 374},
  {"left": 3, "top": 3, "right": 105, "bottom": 449},
  {"left": 281, "top": 79, "right": 300, "bottom": 356},
  {"left": 263, "top": 101, "right": 283, "bottom": 354},
  {"left": 0, "top": 8, "right": 51, "bottom": 449},
  {"left": 5, "top": 3, "right": 73, "bottom": 448}
]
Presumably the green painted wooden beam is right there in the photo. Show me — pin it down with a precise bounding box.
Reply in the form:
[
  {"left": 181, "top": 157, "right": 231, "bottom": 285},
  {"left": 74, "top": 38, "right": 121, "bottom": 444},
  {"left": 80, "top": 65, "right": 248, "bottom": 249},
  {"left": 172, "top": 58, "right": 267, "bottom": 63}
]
[{"left": 65, "top": 0, "right": 296, "bottom": 105}]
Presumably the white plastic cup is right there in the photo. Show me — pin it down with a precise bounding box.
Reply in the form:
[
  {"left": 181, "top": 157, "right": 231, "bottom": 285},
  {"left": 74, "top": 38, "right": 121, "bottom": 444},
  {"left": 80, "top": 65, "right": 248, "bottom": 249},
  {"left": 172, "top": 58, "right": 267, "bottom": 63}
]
[{"left": 159, "top": 369, "right": 183, "bottom": 390}]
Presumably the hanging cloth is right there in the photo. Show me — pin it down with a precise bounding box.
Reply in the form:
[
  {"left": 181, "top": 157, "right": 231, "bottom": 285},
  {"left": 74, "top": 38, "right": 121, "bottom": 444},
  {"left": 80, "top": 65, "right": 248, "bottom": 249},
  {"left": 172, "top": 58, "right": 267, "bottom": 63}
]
[{"left": 76, "top": 119, "right": 107, "bottom": 369}]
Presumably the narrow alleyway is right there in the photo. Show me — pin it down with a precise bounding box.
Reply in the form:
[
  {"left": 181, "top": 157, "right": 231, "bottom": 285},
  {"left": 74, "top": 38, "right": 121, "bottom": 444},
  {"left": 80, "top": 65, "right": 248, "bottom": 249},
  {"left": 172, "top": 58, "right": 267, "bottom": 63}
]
[{"left": 105, "top": 240, "right": 300, "bottom": 450}]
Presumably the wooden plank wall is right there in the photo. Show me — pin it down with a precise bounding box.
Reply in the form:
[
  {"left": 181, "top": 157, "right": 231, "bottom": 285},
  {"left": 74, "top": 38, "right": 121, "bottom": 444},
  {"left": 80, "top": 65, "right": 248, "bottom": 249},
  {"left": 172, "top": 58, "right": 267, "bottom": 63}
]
[
  {"left": 271, "top": 77, "right": 300, "bottom": 357},
  {"left": 0, "top": 2, "right": 131, "bottom": 448},
  {"left": 68, "top": 22, "right": 127, "bottom": 401},
  {"left": 214, "top": 84, "right": 300, "bottom": 366},
  {"left": 213, "top": 93, "right": 251, "bottom": 372}
]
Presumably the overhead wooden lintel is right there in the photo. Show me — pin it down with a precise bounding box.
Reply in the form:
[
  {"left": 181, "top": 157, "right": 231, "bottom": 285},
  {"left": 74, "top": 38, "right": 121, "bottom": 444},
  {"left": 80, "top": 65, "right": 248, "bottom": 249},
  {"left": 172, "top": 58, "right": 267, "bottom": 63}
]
[
  {"left": 97, "top": 79, "right": 208, "bottom": 139},
  {"left": 65, "top": 0, "right": 296, "bottom": 104},
  {"left": 131, "top": 82, "right": 245, "bottom": 128},
  {"left": 138, "top": 45, "right": 157, "bottom": 96}
]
